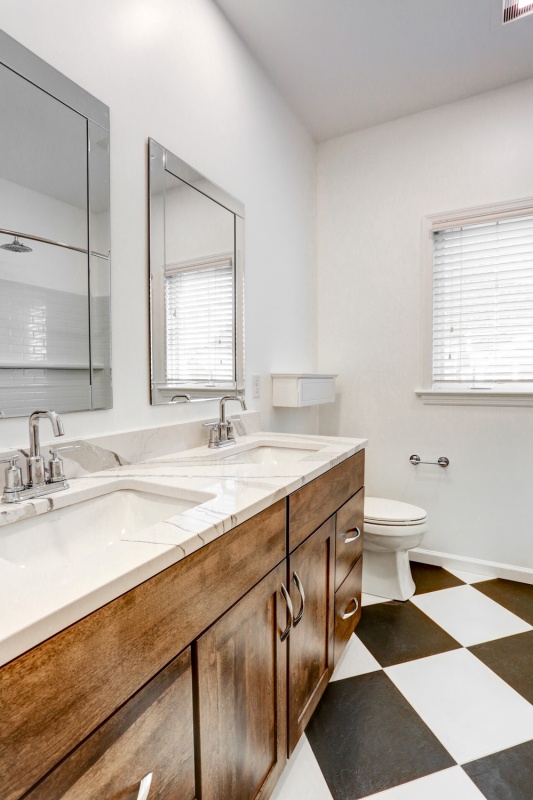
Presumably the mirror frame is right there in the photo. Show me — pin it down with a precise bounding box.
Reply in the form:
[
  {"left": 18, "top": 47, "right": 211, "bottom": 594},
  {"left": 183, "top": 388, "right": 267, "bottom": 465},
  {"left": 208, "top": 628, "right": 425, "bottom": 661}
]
[
  {"left": 148, "top": 138, "right": 244, "bottom": 404},
  {"left": 0, "top": 30, "right": 112, "bottom": 417}
]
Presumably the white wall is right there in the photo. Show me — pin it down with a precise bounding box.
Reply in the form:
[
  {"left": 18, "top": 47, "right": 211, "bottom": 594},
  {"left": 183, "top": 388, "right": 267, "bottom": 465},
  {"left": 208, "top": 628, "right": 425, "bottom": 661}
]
[
  {"left": 317, "top": 80, "right": 533, "bottom": 575},
  {"left": 0, "top": 0, "right": 317, "bottom": 448}
]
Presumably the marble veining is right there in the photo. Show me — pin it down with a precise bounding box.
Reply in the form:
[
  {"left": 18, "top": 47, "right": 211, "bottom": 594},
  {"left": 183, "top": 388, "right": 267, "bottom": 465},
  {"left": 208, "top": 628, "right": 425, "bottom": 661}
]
[{"left": 0, "top": 428, "right": 366, "bottom": 667}]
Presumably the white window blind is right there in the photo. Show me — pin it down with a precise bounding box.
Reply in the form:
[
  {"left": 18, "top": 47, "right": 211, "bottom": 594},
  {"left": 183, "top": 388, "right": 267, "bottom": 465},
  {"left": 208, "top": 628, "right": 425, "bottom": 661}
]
[
  {"left": 165, "top": 255, "right": 234, "bottom": 385},
  {"left": 432, "top": 213, "right": 533, "bottom": 384}
]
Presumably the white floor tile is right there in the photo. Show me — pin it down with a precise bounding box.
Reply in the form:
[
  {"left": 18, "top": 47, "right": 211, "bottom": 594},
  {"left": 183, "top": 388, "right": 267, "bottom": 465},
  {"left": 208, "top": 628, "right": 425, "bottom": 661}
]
[
  {"left": 411, "top": 584, "right": 531, "bottom": 646},
  {"left": 269, "top": 734, "right": 334, "bottom": 800},
  {"left": 358, "top": 766, "right": 485, "bottom": 800},
  {"left": 446, "top": 568, "right": 495, "bottom": 584},
  {"left": 385, "top": 648, "right": 533, "bottom": 764},
  {"left": 331, "top": 633, "right": 381, "bottom": 681},
  {"left": 362, "top": 592, "right": 391, "bottom": 606}
]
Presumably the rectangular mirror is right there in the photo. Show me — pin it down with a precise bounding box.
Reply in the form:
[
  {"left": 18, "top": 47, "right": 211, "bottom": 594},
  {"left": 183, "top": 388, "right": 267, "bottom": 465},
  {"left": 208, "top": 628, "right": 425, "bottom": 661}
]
[
  {"left": 148, "top": 139, "right": 244, "bottom": 404},
  {"left": 0, "top": 31, "right": 111, "bottom": 418}
]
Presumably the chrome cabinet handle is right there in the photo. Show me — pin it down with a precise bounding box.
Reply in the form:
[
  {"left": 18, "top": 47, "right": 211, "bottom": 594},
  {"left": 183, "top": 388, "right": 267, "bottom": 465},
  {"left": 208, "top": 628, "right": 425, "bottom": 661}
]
[
  {"left": 342, "top": 597, "right": 359, "bottom": 620},
  {"left": 280, "top": 583, "right": 294, "bottom": 641},
  {"left": 342, "top": 526, "right": 361, "bottom": 544},
  {"left": 137, "top": 773, "right": 153, "bottom": 800},
  {"left": 292, "top": 571, "right": 306, "bottom": 627}
]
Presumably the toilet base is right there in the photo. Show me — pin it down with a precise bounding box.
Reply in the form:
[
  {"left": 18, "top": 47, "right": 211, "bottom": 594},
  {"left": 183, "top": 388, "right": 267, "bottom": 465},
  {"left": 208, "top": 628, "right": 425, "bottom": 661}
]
[{"left": 362, "top": 548, "right": 416, "bottom": 602}]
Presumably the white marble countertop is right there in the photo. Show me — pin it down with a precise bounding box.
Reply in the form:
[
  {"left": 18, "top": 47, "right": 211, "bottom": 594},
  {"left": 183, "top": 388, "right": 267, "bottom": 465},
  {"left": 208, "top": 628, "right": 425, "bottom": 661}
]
[{"left": 0, "top": 431, "right": 366, "bottom": 667}]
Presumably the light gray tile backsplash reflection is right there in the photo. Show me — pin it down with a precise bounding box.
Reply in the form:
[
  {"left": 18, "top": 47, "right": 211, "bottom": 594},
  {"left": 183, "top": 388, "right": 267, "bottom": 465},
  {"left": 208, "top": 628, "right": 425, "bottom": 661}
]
[{"left": 0, "top": 279, "right": 109, "bottom": 415}]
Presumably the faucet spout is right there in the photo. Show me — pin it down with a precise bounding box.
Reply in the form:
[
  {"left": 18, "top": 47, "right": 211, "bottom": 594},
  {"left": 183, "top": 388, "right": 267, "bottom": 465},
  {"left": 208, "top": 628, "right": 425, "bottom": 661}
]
[
  {"left": 219, "top": 395, "right": 247, "bottom": 426},
  {"left": 29, "top": 410, "right": 65, "bottom": 458}
]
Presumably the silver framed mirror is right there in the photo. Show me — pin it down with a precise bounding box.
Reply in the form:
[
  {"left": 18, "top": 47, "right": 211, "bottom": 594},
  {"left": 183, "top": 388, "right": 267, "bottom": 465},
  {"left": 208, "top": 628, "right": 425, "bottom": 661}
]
[
  {"left": 0, "top": 31, "right": 111, "bottom": 418},
  {"left": 148, "top": 139, "right": 244, "bottom": 405}
]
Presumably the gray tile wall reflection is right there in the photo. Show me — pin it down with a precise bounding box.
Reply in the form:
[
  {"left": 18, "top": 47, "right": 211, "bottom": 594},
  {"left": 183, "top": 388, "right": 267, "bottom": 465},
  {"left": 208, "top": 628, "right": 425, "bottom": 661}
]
[{"left": 0, "top": 279, "right": 108, "bottom": 415}]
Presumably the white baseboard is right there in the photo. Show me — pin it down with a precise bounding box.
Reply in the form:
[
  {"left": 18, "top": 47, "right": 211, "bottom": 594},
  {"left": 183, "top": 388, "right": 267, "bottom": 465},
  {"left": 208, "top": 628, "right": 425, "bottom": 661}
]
[{"left": 410, "top": 548, "right": 533, "bottom": 586}]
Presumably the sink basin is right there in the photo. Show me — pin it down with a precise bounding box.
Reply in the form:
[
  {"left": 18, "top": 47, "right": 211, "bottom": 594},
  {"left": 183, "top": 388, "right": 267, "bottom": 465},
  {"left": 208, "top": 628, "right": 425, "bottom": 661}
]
[
  {"left": 220, "top": 444, "right": 322, "bottom": 465},
  {"left": 0, "top": 485, "right": 208, "bottom": 571}
]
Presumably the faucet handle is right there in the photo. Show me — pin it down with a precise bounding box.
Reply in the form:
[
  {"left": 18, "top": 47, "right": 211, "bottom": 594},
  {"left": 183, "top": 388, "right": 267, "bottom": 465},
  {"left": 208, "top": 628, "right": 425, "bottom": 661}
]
[
  {"left": 48, "top": 445, "right": 80, "bottom": 483},
  {"left": 0, "top": 455, "right": 23, "bottom": 493},
  {"left": 49, "top": 445, "right": 80, "bottom": 457},
  {"left": 0, "top": 454, "right": 20, "bottom": 466}
]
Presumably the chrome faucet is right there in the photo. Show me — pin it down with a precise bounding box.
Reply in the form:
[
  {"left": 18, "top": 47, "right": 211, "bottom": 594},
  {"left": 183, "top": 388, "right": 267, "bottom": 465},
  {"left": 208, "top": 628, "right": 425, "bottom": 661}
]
[
  {"left": 28, "top": 410, "right": 65, "bottom": 488},
  {"left": 1, "top": 410, "right": 79, "bottom": 503},
  {"left": 204, "top": 395, "right": 247, "bottom": 448}
]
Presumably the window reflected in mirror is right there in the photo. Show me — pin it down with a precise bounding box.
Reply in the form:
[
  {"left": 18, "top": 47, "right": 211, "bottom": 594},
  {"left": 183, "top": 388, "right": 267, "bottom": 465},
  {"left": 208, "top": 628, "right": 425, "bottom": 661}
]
[{"left": 148, "top": 139, "right": 244, "bottom": 404}]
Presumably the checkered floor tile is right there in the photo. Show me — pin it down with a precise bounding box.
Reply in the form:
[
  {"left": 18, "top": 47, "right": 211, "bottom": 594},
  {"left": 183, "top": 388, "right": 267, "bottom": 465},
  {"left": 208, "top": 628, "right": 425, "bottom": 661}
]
[{"left": 271, "top": 564, "right": 533, "bottom": 800}]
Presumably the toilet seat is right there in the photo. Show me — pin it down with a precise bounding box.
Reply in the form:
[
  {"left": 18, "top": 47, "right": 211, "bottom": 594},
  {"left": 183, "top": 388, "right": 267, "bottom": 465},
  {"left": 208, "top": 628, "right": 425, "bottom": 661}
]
[{"left": 364, "top": 497, "right": 427, "bottom": 526}]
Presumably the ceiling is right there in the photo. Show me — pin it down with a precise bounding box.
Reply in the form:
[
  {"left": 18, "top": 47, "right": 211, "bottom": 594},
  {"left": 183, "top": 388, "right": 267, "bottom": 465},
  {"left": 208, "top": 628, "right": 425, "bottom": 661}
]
[{"left": 214, "top": 0, "right": 533, "bottom": 142}]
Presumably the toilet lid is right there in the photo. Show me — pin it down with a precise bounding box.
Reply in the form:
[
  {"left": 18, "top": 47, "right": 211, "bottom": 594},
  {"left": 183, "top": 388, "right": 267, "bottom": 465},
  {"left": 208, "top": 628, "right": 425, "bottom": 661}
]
[{"left": 365, "top": 497, "right": 427, "bottom": 524}]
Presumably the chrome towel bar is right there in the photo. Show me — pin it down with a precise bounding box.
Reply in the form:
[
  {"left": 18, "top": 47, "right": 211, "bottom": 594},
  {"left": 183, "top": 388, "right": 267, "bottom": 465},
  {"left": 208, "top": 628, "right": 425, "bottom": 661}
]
[{"left": 410, "top": 454, "right": 449, "bottom": 468}]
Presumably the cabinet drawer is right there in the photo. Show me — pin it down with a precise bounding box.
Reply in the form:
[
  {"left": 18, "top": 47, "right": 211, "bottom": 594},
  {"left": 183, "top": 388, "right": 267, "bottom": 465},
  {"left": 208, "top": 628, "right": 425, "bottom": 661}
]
[
  {"left": 334, "top": 556, "right": 362, "bottom": 665},
  {"left": 288, "top": 450, "right": 364, "bottom": 552},
  {"left": 0, "top": 499, "right": 285, "bottom": 800},
  {"left": 25, "top": 649, "right": 196, "bottom": 800},
  {"left": 335, "top": 487, "right": 364, "bottom": 590}
]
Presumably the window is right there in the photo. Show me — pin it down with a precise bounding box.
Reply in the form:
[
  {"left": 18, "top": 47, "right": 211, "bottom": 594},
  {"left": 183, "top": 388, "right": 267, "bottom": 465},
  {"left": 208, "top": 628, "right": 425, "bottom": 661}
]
[
  {"left": 418, "top": 201, "right": 533, "bottom": 405},
  {"left": 165, "top": 254, "right": 235, "bottom": 386}
]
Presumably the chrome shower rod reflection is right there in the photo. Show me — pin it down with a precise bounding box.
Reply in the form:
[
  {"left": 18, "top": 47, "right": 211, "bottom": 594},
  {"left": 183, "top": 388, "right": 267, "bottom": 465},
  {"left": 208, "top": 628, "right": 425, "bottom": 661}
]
[{"left": 0, "top": 227, "right": 108, "bottom": 259}]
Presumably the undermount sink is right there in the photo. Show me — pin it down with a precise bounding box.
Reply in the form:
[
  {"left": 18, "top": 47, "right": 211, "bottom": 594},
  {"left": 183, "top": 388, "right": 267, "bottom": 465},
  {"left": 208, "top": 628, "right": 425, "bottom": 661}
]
[
  {"left": 219, "top": 444, "right": 322, "bottom": 465},
  {"left": 0, "top": 484, "right": 209, "bottom": 571}
]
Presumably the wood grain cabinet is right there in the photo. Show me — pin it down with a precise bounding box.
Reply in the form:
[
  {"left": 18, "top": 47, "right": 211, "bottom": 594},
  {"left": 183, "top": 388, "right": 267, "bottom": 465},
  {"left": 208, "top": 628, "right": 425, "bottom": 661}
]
[
  {"left": 287, "top": 517, "right": 335, "bottom": 755},
  {"left": 24, "top": 649, "right": 196, "bottom": 800},
  {"left": 333, "top": 483, "right": 364, "bottom": 665},
  {"left": 0, "top": 451, "right": 365, "bottom": 800},
  {"left": 196, "top": 562, "right": 288, "bottom": 800}
]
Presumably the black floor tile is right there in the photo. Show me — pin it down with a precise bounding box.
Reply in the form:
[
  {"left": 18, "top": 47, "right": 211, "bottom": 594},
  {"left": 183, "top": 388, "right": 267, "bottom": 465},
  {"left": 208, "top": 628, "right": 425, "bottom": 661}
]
[
  {"left": 356, "top": 600, "right": 461, "bottom": 667},
  {"left": 469, "top": 630, "right": 533, "bottom": 704},
  {"left": 462, "top": 739, "right": 533, "bottom": 800},
  {"left": 472, "top": 579, "right": 533, "bottom": 625},
  {"left": 306, "top": 671, "right": 455, "bottom": 800},
  {"left": 410, "top": 562, "right": 465, "bottom": 594}
]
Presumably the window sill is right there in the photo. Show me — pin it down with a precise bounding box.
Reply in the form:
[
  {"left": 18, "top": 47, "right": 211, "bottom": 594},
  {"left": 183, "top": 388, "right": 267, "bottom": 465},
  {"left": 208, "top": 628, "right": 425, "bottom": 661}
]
[{"left": 415, "top": 390, "right": 533, "bottom": 407}]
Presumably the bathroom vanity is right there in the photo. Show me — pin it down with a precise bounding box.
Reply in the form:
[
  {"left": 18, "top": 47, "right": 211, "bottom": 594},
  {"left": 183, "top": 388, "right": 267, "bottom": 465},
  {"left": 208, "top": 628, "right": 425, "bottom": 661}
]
[{"left": 0, "top": 433, "right": 365, "bottom": 800}]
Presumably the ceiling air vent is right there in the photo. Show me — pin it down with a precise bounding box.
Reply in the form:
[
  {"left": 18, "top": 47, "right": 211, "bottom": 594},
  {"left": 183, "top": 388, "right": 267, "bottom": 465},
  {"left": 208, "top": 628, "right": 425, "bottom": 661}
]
[{"left": 503, "top": 0, "right": 533, "bottom": 23}]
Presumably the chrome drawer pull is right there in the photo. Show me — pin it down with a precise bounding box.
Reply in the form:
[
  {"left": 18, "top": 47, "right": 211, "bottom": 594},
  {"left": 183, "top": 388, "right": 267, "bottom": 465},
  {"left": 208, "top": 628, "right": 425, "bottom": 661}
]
[
  {"left": 342, "top": 597, "right": 359, "bottom": 620},
  {"left": 292, "top": 571, "right": 306, "bottom": 627},
  {"left": 343, "top": 526, "right": 361, "bottom": 544},
  {"left": 137, "top": 773, "right": 153, "bottom": 800},
  {"left": 280, "top": 583, "right": 294, "bottom": 641}
]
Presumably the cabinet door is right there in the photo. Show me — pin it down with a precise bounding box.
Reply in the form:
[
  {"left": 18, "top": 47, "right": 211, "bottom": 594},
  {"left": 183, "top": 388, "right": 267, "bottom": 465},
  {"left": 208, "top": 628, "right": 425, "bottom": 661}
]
[
  {"left": 288, "top": 516, "right": 335, "bottom": 755},
  {"left": 25, "top": 648, "right": 196, "bottom": 800},
  {"left": 196, "top": 562, "right": 288, "bottom": 800}
]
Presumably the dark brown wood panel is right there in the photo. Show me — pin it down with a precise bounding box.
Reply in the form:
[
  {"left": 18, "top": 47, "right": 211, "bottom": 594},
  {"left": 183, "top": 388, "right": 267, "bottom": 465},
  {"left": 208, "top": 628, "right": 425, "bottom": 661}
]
[
  {"left": 25, "top": 649, "right": 196, "bottom": 800},
  {"left": 0, "top": 500, "right": 285, "bottom": 800},
  {"left": 334, "top": 556, "right": 363, "bottom": 666},
  {"left": 288, "top": 517, "right": 335, "bottom": 756},
  {"left": 288, "top": 451, "right": 364, "bottom": 552},
  {"left": 335, "top": 487, "right": 364, "bottom": 590},
  {"left": 196, "top": 562, "right": 288, "bottom": 800}
]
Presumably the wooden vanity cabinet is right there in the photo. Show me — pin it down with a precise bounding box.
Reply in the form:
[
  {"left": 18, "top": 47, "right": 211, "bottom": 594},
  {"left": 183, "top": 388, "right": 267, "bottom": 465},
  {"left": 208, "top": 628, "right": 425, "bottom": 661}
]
[
  {"left": 1, "top": 450, "right": 365, "bottom": 800},
  {"left": 287, "top": 516, "right": 335, "bottom": 755},
  {"left": 0, "top": 500, "right": 286, "bottom": 800},
  {"left": 196, "top": 562, "right": 288, "bottom": 800},
  {"left": 24, "top": 649, "right": 196, "bottom": 800}
]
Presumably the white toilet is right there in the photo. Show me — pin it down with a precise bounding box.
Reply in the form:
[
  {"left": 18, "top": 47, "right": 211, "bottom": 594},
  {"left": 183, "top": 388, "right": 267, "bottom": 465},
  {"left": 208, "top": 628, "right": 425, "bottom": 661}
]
[{"left": 362, "top": 497, "right": 428, "bottom": 601}]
